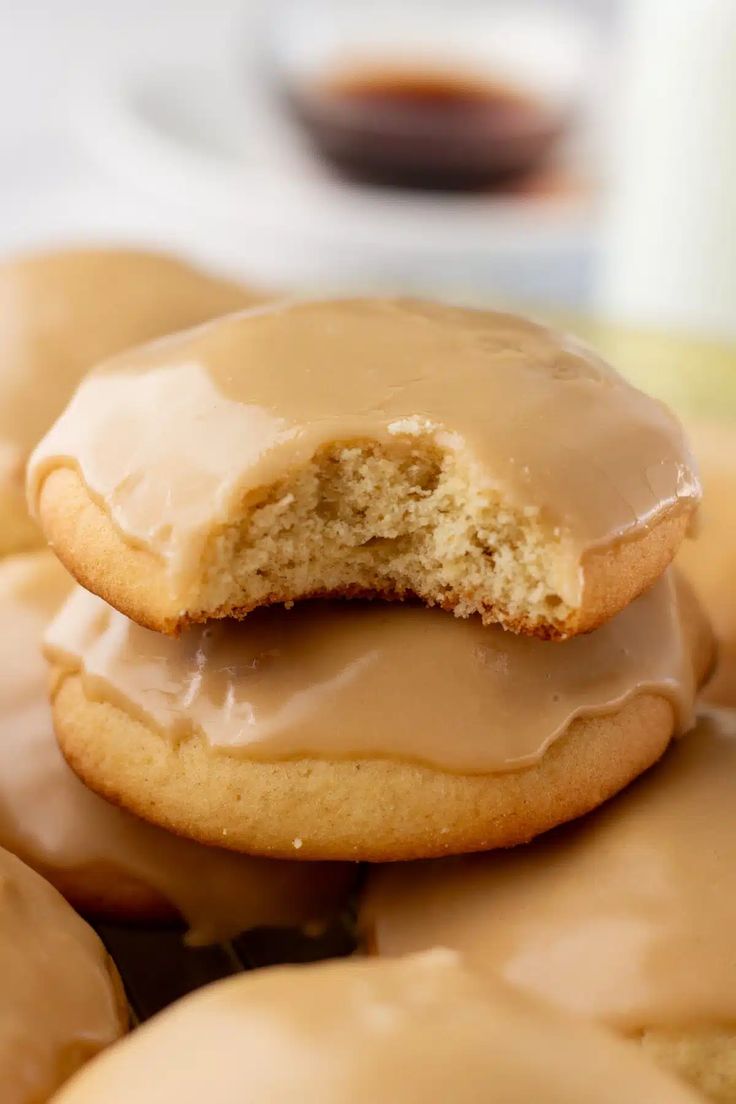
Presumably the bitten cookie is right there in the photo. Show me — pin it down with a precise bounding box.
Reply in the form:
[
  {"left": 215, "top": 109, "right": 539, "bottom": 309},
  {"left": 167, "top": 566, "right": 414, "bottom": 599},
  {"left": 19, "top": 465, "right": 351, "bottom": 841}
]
[
  {"left": 28, "top": 299, "right": 699, "bottom": 638},
  {"left": 361, "top": 709, "right": 736, "bottom": 1103},
  {"left": 46, "top": 569, "right": 712, "bottom": 861},
  {"left": 0, "top": 246, "right": 261, "bottom": 556},
  {"left": 0, "top": 845, "right": 126, "bottom": 1103},
  {"left": 0, "top": 552, "right": 351, "bottom": 942},
  {"left": 52, "top": 950, "right": 702, "bottom": 1104}
]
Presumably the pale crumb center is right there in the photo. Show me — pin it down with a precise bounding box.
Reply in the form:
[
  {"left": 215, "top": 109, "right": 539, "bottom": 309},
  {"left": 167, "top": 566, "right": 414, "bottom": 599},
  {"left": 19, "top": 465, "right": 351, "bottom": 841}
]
[{"left": 197, "top": 440, "right": 572, "bottom": 632}]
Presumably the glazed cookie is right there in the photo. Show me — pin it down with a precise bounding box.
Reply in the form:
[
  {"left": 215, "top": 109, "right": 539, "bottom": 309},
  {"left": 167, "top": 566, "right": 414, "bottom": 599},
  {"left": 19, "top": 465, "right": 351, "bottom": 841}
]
[
  {"left": 677, "top": 420, "right": 736, "bottom": 706},
  {"left": 28, "top": 299, "right": 698, "bottom": 638},
  {"left": 0, "top": 246, "right": 261, "bottom": 556},
  {"left": 52, "top": 950, "right": 702, "bottom": 1104},
  {"left": 0, "top": 845, "right": 126, "bottom": 1104},
  {"left": 0, "top": 552, "right": 351, "bottom": 942},
  {"left": 45, "top": 568, "right": 711, "bottom": 861},
  {"left": 361, "top": 710, "right": 736, "bottom": 1103}
]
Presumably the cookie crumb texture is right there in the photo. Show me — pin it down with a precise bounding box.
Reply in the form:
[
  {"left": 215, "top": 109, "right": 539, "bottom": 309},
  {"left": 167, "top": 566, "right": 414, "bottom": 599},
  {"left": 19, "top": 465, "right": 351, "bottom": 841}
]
[
  {"left": 639, "top": 1028, "right": 736, "bottom": 1104},
  {"left": 197, "top": 439, "right": 674, "bottom": 639},
  {"left": 205, "top": 441, "right": 572, "bottom": 632}
]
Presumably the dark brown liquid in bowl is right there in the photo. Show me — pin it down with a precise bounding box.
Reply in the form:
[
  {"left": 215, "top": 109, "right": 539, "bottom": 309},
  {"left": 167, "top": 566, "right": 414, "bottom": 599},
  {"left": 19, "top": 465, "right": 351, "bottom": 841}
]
[{"left": 288, "top": 65, "right": 566, "bottom": 191}]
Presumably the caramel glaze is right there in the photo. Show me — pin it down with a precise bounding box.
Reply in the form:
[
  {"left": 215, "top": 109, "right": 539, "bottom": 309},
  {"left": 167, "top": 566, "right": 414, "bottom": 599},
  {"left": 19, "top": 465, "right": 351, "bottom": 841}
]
[
  {"left": 362, "top": 709, "right": 736, "bottom": 1030},
  {"left": 0, "top": 845, "right": 124, "bottom": 1104},
  {"left": 45, "top": 569, "right": 695, "bottom": 774},
  {"left": 0, "top": 553, "right": 350, "bottom": 944},
  {"left": 0, "top": 247, "right": 255, "bottom": 464},
  {"left": 28, "top": 299, "right": 699, "bottom": 605}
]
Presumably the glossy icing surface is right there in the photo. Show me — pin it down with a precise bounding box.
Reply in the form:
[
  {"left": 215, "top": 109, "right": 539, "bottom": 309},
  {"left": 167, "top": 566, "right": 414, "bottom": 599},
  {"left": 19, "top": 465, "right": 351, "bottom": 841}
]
[
  {"left": 0, "top": 553, "right": 348, "bottom": 943},
  {"left": 52, "top": 951, "right": 702, "bottom": 1104},
  {"left": 45, "top": 570, "right": 694, "bottom": 772},
  {"left": 28, "top": 299, "right": 699, "bottom": 599},
  {"left": 363, "top": 710, "right": 736, "bottom": 1028},
  {"left": 0, "top": 845, "right": 123, "bottom": 1104},
  {"left": 1, "top": 247, "right": 253, "bottom": 472}
]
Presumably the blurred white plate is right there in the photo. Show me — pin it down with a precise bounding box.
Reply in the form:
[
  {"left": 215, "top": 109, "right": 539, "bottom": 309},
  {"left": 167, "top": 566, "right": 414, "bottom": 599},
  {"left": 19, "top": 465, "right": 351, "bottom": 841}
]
[{"left": 72, "top": 7, "right": 602, "bottom": 298}]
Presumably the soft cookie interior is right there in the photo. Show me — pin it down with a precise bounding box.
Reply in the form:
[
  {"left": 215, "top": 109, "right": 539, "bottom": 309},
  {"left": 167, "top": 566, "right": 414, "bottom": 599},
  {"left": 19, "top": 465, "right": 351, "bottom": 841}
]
[
  {"left": 204, "top": 438, "right": 577, "bottom": 631},
  {"left": 194, "top": 437, "right": 687, "bottom": 640}
]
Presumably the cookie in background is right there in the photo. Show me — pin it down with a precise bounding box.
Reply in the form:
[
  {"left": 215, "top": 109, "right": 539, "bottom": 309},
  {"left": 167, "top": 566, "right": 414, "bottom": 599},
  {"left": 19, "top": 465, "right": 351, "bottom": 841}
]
[
  {"left": 0, "top": 845, "right": 126, "bottom": 1104},
  {"left": 361, "top": 709, "right": 736, "bottom": 1103},
  {"left": 677, "top": 420, "right": 736, "bottom": 707},
  {"left": 0, "top": 247, "right": 264, "bottom": 557}
]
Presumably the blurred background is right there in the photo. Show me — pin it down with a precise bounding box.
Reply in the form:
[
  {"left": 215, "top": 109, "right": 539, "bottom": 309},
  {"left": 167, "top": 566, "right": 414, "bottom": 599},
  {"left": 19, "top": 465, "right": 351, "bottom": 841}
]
[{"left": 1, "top": 0, "right": 733, "bottom": 341}]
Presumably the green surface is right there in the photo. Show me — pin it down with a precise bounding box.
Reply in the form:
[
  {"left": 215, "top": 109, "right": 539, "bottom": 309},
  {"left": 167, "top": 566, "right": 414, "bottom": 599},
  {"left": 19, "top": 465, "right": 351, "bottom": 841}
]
[{"left": 562, "top": 319, "right": 736, "bottom": 420}]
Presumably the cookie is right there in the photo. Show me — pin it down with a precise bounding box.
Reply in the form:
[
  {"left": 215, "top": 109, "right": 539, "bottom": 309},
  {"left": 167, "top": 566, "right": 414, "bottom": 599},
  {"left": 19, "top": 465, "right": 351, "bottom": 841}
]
[
  {"left": 52, "top": 950, "right": 701, "bottom": 1104},
  {"left": 0, "top": 845, "right": 126, "bottom": 1103},
  {"left": 28, "top": 299, "right": 698, "bottom": 638},
  {"left": 361, "top": 709, "right": 736, "bottom": 1102},
  {"left": 0, "top": 246, "right": 261, "bottom": 556},
  {"left": 46, "top": 569, "right": 711, "bottom": 861},
  {"left": 0, "top": 552, "right": 352, "bottom": 942},
  {"left": 677, "top": 419, "right": 736, "bottom": 707}
]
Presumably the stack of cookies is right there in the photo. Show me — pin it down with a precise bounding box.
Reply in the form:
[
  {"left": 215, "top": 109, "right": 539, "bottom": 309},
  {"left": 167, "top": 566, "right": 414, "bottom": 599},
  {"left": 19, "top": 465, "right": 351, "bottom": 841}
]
[
  {"left": 10, "top": 291, "right": 724, "bottom": 1104},
  {"left": 20, "top": 294, "right": 721, "bottom": 1104},
  {"left": 26, "top": 296, "right": 708, "bottom": 869}
]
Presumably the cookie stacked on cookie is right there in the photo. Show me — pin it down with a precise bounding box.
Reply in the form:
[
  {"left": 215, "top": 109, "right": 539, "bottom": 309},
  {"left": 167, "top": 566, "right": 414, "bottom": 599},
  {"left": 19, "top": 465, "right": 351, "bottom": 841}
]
[{"left": 28, "top": 298, "right": 708, "bottom": 862}]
